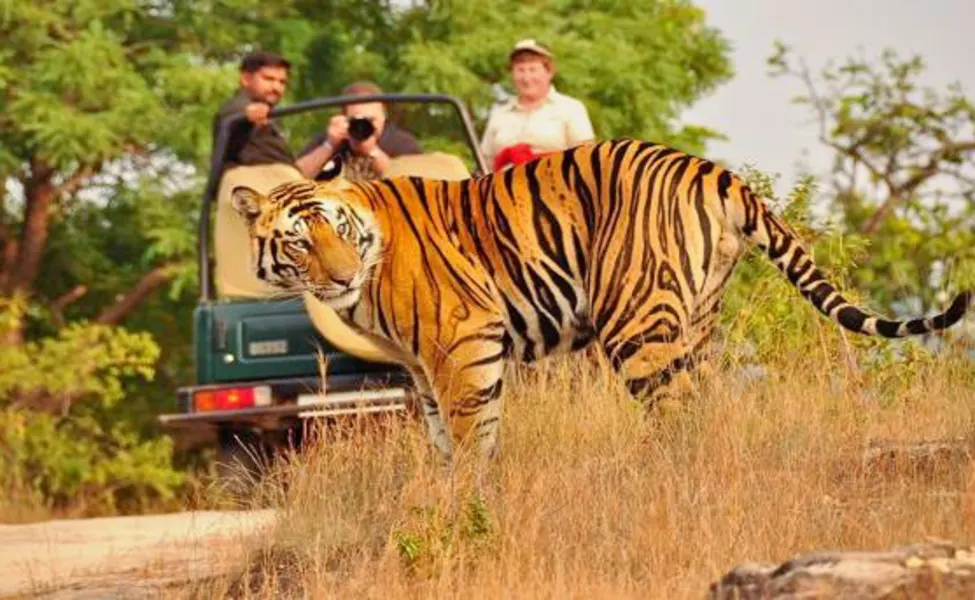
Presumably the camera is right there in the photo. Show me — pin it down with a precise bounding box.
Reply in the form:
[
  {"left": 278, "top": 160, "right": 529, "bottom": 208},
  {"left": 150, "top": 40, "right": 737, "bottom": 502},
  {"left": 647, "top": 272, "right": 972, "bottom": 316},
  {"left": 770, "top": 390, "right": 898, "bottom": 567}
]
[{"left": 347, "top": 117, "right": 376, "bottom": 142}]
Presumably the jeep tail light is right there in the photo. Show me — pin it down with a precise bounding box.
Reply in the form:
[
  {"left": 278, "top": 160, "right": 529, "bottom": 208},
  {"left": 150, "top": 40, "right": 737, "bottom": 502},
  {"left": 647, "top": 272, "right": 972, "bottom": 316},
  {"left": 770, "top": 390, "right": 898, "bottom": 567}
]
[{"left": 194, "top": 386, "right": 271, "bottom": 412}]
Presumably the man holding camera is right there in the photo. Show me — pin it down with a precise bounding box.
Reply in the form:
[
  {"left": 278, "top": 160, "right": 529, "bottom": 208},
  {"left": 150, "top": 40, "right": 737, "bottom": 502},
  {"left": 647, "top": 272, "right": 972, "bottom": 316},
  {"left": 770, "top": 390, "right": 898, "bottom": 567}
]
[{"left": 299, "top": 81, "right": 422, "bottom": 182}]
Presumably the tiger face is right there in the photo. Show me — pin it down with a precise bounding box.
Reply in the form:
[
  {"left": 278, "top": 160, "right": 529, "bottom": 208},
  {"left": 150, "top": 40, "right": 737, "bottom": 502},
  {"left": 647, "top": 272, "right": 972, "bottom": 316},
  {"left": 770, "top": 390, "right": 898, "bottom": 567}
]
[{"left": 230, "top": 183, "right": 381, "bottom": 310}]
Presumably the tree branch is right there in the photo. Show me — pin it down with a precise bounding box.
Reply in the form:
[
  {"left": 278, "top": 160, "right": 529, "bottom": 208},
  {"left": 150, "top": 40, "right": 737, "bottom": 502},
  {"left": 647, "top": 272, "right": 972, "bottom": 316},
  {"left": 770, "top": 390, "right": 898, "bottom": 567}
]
[
  {"left": 861, "top": 139, "right": 975, "bottom": 234},
  {"left": 94, "top": 263, "right": 180, "bottom": 326},
  {"left": 54, "top": 164, "right": 98, "bottom": 198},
  {"left": 50, "top": 285, "right": 89, "bottom": 327}
]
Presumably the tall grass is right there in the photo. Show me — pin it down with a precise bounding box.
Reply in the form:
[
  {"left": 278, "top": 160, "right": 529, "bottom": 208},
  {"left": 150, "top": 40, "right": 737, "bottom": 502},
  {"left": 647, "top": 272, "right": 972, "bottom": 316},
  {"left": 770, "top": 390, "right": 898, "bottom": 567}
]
[{"left": 192, "top": 332, "right": 975, "bottom": 599}]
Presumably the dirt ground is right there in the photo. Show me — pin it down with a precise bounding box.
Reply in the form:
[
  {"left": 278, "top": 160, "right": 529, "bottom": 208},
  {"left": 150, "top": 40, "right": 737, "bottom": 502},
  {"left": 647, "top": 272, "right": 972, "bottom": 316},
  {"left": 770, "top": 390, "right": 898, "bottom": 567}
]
[{"left": 0, "top": 510, "right": 275, "bottom": 599}]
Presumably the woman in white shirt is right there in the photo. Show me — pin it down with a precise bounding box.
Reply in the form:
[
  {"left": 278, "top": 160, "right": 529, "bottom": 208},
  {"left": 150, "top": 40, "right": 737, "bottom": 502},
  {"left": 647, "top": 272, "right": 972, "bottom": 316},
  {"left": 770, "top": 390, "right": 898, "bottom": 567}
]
[{"left": 480, "top": 39, "right": 596, "bottom": 171}]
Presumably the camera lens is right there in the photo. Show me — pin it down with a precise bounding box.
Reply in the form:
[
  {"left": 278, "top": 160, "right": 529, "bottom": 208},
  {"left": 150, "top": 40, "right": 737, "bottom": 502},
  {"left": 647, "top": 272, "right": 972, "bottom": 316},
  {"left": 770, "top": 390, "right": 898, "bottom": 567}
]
[{"left": 348, "top": 117, "right": 375, "bottom": 142}]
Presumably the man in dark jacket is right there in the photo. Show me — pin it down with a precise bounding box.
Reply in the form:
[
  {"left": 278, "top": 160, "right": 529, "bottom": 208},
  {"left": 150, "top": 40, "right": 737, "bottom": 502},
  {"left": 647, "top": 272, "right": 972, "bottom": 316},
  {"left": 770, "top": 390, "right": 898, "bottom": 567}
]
[
  {"left": 211, "top": 51, "right": 335, "bottom": 298},
  {"left": 211, "top": 51, "right": 331, "bottom": 178}
]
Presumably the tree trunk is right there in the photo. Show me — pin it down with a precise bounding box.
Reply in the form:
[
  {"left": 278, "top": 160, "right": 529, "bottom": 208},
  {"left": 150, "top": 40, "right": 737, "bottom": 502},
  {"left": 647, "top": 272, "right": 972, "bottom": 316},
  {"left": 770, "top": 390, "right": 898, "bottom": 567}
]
[
  {"left": 10, "top": 158, "right": 57, "bottom": 297},
  {"left": 0, "top": 222, "right": 17, "bottom": 293},
  {"left": 0, "top": 159, "right": 57, "bottom": 345},
  {"left": 50, "top": 285, "right": 89, "bottom": 327}
]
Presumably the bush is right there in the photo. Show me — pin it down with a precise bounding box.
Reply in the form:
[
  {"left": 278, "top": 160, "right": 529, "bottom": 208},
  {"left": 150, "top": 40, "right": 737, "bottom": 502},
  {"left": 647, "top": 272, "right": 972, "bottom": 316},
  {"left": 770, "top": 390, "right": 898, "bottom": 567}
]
[
  {"left": 0, "top": 298, "right": 188, "bottom": 519},
  {"left": 719, "top": 167, "right": 971, "bottom": 373},
  {"left": 0, "top": 408, "right": 185, "bottom": 517}
]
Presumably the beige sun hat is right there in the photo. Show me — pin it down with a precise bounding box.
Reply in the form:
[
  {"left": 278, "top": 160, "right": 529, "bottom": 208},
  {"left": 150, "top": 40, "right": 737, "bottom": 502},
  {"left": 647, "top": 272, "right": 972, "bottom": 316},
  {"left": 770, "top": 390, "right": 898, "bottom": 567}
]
[{"left": 509, "top": 38, "right": 554, "bottom": 61}]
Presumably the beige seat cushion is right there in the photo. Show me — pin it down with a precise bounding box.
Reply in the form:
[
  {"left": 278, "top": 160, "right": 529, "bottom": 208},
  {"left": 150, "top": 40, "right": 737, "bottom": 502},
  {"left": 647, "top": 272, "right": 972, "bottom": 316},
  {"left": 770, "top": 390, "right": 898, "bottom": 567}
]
[
  {"left": 301, "top": 292, "right": 409, "bottom": 365},
  {"left": 214, "top": 163, "right": 305, "bottom": 299},
  {"left": 384, "top": 151, "right": 471, "bottom": 180}
]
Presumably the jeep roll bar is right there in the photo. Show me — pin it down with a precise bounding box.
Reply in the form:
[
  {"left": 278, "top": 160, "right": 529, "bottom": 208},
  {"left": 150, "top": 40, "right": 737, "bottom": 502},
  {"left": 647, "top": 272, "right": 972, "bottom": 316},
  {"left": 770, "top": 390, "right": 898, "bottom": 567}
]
[{"left": 200, "top": 93, "right": 488, "bottom": 302}]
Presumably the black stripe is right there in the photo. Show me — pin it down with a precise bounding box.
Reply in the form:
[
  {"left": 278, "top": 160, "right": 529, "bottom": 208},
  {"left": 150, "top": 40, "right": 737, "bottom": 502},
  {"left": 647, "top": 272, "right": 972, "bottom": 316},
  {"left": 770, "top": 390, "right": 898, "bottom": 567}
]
[
  {"left": 451, "top": 379, "right": 505, "bottom": 417},
  {"left": 287, "top": 201, "right": 323, "bottom": 217},
  {"left": 717, "top": 170, "right": 733, "bottom": 200},
  {"left": 571, "top": 228, "right": 589, "bottom": 282},
  {"left": 424, "top": 231, "right": 492, "bottom": 311},
  {"left": 624, "top": 348, "right": 698, "bottom": 399},
  {"left": 411, "top": 287, "right": 420, "bottom": 357},
  {"left": 786, "top": 251, "right": 812, "bottom": 285},
  {"left": 905, "top": 319, "right": 928, "bottom": 335},
  {"left": 526, "top": 269, "right": 563, "bottom": 352},
  {"left": 464, "top": 350, "right": 506, "bottom": 370},
  {"left": 540, "top": 261, "right": 578, "bottom": 311},
  {"left": 836, "top": 306, "right": 867, "bottom": 332},
  {"left": 693, "top": 166, "right": 713, "bottom": 277},
  {"left": 822, "top": 293, "right": 846, "bottom": 315},
  {"left": 574, "top": 157, "right": 597, "bottom": 233},
  {"left": 527, "top": 162, "right": 572, "bottom": 274},
  {"left": 501, "top": 295, "right": 531, "bottom": 355},
  {"left": 409, "top": 177, "right": 438, "bottom": 224},
  {"left": 255, "top": 237, "right": 267, "bottom": 279},
  {"left": 876, "top": 319, "right": 900, "bottom": 337},
  {"left": 448, "top": 327, "right": 507, "bottom": 353},
  {"left": 610, "top": 319, "right": 682, "bottom": 366}
]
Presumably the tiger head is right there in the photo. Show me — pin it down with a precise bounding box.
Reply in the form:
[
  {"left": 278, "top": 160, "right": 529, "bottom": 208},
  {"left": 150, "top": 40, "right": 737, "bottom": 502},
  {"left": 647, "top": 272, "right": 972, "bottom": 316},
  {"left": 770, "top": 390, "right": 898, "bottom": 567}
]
[{"left": 230, "top": 180, "right": 381, "bottom": 310}]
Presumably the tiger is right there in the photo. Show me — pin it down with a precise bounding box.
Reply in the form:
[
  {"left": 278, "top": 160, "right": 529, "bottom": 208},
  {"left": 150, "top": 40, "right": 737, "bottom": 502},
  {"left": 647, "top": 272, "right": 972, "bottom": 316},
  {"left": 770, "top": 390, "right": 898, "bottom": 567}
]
[{"left": 230, "top": 139, "right": 972, "bottom": 461}]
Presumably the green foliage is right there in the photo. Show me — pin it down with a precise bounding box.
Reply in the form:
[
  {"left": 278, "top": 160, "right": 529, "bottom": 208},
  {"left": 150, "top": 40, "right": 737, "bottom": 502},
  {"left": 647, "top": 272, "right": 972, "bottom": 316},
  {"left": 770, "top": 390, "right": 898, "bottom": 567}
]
[
  {"left": 720, "top": 167, "right": 971, "bottom": 376},
  {"left": 0, "top": 318, "right": 158, "bottom": 409},
  {"left": 766, "top": 43, "right": 975, "bottom": 315},
  {"left": 0, "top": 300, "right": 186, "bottom": 516},
  {"left": 0, "top": 0, "right": 282, "bottom": 423},
  {"left": 0, "top": 407, "right": 184, "bottom": 515},
  {"left": 0, "top": 0, "right": 295, "bottom": 172},
  {"left": 0, "top": 2, "right": 304, "bottom": 519},
  {"left": 272, "top": 0, "right": 733, "bottom": 158},
  {"left": 392, "top": 494, "right": 497, "bottom": 575}
]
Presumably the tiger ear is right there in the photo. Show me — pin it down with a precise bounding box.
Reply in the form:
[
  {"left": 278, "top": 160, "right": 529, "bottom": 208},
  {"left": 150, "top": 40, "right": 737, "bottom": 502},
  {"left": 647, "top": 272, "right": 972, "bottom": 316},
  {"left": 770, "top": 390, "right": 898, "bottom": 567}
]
[{"left": 230, "top": 186, "right": 265, "bottom": 224}]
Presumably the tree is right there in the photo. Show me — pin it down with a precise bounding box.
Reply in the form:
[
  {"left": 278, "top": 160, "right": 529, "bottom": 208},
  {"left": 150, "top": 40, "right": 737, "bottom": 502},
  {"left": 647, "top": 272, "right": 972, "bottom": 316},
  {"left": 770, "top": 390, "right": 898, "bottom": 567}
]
[
  {"left": 0, "top": 0, "right": 297, "bottom": 345},
  {"left": 767, "top": 44, "right": 975, "bottom": 314},
  {"left": 397, "top": 1, "right": 733, "bottom": 150},
  {"left": 0, "top": 0, "right": 310, "bottom": 515}
]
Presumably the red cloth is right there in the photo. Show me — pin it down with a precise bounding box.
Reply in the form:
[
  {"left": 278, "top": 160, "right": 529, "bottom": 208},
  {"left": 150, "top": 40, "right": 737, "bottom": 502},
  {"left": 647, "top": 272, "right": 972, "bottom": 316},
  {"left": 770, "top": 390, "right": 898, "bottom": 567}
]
[{"left": 493, "top": 143, "right": 542, "bottom": 171}]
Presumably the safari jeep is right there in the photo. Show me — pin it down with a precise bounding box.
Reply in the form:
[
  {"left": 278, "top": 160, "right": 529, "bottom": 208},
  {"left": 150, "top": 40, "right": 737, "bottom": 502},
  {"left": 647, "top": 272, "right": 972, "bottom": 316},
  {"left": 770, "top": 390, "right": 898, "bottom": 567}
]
[{"left": 159, "top": 93, "right": 488, "bottom": 472}]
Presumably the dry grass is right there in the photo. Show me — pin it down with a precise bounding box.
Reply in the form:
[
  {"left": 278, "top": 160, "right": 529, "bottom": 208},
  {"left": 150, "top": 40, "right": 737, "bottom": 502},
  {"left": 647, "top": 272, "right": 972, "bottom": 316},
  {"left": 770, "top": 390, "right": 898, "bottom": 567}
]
[
  {"left": 0, "top": 486, "right": 54, "bottom": 525},
  {"left": 190, "top": 342, "right": 975, "bottom": 600}
]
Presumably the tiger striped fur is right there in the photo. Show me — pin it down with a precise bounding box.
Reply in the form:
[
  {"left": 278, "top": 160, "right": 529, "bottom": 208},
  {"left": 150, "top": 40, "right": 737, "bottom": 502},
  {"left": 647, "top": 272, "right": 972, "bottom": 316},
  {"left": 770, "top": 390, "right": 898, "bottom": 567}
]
[{"left": 231, "top": 139, "right": 972, "bottom": 460}]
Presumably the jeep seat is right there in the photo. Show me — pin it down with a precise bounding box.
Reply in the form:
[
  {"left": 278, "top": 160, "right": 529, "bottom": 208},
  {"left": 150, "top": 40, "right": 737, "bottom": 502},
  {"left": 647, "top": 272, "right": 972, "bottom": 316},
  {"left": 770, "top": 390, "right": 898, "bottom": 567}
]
[
  {"left": 214, "top": 162, "right": 305, "bottom": 300},
  {"left": 384, "top": 151, "right": 471, "bottom": 180}
]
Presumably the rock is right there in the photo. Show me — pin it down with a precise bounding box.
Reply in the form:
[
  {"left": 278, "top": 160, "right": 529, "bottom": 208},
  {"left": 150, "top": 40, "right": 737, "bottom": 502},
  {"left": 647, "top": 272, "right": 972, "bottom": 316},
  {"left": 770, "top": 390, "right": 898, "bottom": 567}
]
[
  {"left": 862, "top": 438, "right": 973, "bottom": 478},
  {"left": 709, "top": 540, "right": 975, "bottom": 599}
]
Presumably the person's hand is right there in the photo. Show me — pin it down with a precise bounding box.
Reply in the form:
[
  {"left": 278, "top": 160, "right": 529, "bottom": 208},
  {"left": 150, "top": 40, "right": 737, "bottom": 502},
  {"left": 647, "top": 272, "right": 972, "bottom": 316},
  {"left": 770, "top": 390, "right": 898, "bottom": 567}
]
[
  {"left": 243, "top": 102, "right": 271, "bottom": 126},
  {"left": 351, "top": 132, "right": 379, "bottom": 156},
  {"left": 326, "top": 114, "right": 349, "bottom": 147}
]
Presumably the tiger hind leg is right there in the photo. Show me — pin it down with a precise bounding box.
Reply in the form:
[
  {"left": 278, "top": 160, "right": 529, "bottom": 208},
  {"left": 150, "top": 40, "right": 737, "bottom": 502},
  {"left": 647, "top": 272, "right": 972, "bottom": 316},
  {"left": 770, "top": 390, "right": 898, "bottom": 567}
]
[
  {"left": 615, "top": 343, "right": 700, "bottom": 411},
  {"left": 598, "top": 312, "right": 699, "bottom": 411}
]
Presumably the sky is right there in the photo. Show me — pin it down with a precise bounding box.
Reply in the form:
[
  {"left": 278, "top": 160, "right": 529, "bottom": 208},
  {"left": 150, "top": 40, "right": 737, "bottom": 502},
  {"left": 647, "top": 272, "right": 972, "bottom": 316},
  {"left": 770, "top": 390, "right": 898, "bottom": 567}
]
[{"left": 683, "top": 0, "right": 975, "bottom": 196}]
